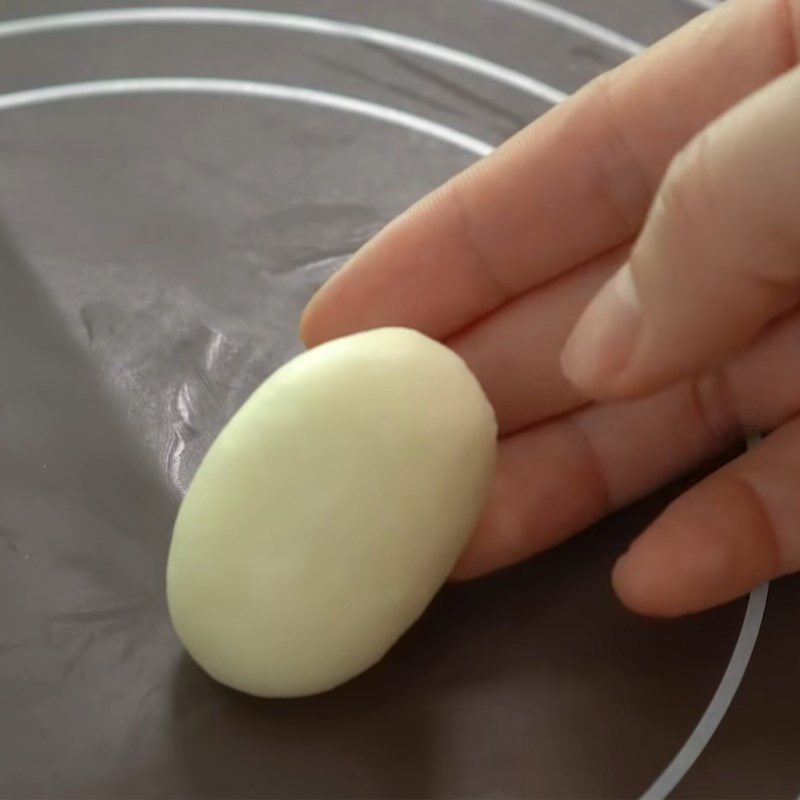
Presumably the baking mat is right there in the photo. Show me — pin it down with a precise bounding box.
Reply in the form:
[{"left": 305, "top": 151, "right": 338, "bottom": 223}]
[{"left": 0, "top": 2, "right": 798, "bottom": 797}]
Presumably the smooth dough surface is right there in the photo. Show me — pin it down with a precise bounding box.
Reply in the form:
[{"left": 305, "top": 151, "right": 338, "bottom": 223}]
[{"left": 166, "top": 327, "right": 497, "bottom": 697}]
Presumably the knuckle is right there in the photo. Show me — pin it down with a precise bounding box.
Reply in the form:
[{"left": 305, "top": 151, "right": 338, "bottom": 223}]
[
  {"left": 689, "top": 369, "right": 743, "bottom": 448},
  {"left": 725, "top": 470, "right": 787, "bottom": 575},
  {"left": 443, "top": 176, "right": 515, "bottom": 303},
  {"left": 586, "top": 71, "right": 655, "bottom": 233}
]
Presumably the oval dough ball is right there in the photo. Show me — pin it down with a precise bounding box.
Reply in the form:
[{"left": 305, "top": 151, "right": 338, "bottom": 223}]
[{"left": 166, "top": 327, "right": 497, "bottom": 697}]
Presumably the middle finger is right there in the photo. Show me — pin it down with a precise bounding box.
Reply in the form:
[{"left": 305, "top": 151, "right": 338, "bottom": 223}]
[{"left": 449, "top": 243, "right": 625, "bottom": 435}]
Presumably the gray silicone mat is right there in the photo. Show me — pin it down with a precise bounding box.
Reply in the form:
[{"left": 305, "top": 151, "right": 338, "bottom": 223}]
[{"left": 0, "top": 1, "right": 798, "bottom": 798}]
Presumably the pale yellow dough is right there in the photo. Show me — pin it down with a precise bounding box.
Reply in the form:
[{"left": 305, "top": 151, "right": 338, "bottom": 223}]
[{"left": 166, "top": 327, "right": 497, "bottom": 697}]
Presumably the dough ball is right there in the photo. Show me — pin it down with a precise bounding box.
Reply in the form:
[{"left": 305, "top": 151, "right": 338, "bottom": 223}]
[{"left": 166, "top": 327, "right": 497, "bottom": 697}]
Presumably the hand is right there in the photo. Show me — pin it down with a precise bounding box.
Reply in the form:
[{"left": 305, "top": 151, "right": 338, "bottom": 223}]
[{"left": 301, "top": 0, "right": 800, "bottom": 617}]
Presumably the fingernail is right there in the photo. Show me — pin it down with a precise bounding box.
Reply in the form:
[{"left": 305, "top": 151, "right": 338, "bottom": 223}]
[{"left": 561, "top": 263, "right": 641, "bottom": 392}]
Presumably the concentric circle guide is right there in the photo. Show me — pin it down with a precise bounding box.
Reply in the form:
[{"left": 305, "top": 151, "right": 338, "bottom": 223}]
[
  {"left": 0, "top": 6, "right": 567, "bottom": 106},
  {"left": 684, "top": 0, "right": 721, "bottom": 11},
  {"left": 0, "top": 7, "right": 765, "bottom": 799}
]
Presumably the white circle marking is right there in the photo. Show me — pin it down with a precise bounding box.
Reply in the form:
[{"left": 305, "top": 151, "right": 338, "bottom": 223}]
[
  {"left": 484, "top": 0, "right": 644, "bottom": 55},
  {"left": 0, "top": 77, "right": 494, "bottom": 156},
  {"left": 0, "top": 7, "right": 567, "bottom": 105}
]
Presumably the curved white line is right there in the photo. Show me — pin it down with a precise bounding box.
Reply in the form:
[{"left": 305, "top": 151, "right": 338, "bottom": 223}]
[
  {"left": 641, "top": 583, "right": 768, "bottom": 799},
  {"left": 684, "top": 0, "right": 720, "bottom": 10},
  {"left": 0, "top": 74, "right": 764, "bottom": 798},
  {"left": 0, "top": 77, "right": 493, "bottom": 157},
  {"left": 0, "top": 7, "right": 567, "bottom": 105},
  {"left": 641, "top": 430, "right": 768, "bottom": 798},
  {"left": 485, "top": 0, "right": 644, "bottom": 56}
]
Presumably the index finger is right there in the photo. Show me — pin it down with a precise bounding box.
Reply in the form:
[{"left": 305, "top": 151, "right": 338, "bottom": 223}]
[{"left": 302, "top": 0, "right": 795, "bottom": 346}]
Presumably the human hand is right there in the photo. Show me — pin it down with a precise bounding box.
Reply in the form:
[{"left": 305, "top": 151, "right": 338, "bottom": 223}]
[{"left": 301, "top": 0, "right": 800, "bottom": 617}]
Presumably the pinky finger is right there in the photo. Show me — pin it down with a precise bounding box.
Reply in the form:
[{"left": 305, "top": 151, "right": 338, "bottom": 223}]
[{"left": 613, "top": 417, "right": 800, "bottom": 617}]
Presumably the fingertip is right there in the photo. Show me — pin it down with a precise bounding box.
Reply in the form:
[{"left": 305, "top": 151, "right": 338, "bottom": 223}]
[
  {"left": 611, "top": 518, "right": 722, "bottom": 618},
  {"left": 450, "top": 515, "right": 516, "bottom": 582},
  {"left": 449, "top": 556, "right": 488, "bottom": 582},
  {"left": 298, "top": 295, "right": 318, "bottom": 347},
  {"left": 611, "top": 507, "right": 749, "bottom": 618},
  {"left": 611, "top": 547, "right": 681, "bottom": 618},
  {"left": 298, "top": 266, "right": 355, "bottom": 347},
  {"left": 449, "top": 482, "right": 540, "bottom": 582}
]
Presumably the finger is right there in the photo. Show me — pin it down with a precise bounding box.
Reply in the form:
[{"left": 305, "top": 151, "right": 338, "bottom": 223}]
[
  {"left": 302, "top": 0, "right": 795, "bottom": 346},
  {"left": 450, "top": 243, "right": 622, "bottom": 435},
  {"left": 454, "top": 306, "right": 800, "bottom": 579},
  {"left": 452, "top": 384, "right": 729, "bottom": 579},
  {"left": 563, "top": 62, "right": 800, "bottom": 398},
  {"left": 613, "top": 417, "right": 800, "bottom": 617}
]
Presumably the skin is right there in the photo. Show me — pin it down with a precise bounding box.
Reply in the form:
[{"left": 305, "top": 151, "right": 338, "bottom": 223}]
[{"left": 301, "top": 0, "right": 800, "bottom": 618}]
